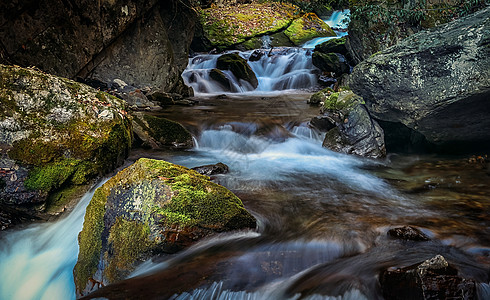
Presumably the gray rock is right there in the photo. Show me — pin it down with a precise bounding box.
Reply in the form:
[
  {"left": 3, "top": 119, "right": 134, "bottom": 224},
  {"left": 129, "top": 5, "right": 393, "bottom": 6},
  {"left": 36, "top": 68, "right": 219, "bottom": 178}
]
[
  {"left": 320, "top": 90, "right": 386, "bottom": 158},
  {"left": 348, "top": 7, "right": 490, "bottom": 146},
  {"left": 192, "top": 162, "right": 229, "bottom": 176}
]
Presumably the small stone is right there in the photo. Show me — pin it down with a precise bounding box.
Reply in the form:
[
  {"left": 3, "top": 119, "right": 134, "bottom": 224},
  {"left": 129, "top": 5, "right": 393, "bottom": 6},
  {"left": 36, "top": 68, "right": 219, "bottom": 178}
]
[
  {"left": 387, "top": 225, "right": 430, "bottom": 241},
  {"left": 10, "top": 173, "right": 17, "bottom": 181}
]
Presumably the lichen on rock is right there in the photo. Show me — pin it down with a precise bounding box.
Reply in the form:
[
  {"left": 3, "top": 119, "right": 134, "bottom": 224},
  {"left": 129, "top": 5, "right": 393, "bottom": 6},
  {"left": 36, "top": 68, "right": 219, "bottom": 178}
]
[
  {"left": 0, "top": 64, "right": 132, "bottom": 213},
  {"left": 74, "top": 158, "right": 256, "bottom": 296}
]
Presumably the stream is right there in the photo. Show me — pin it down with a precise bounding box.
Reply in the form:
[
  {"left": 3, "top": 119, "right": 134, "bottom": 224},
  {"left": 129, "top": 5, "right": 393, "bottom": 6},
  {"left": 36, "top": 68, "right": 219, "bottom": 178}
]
[{"left": 0, "top": 10, "right": 489, "bottom": 300}]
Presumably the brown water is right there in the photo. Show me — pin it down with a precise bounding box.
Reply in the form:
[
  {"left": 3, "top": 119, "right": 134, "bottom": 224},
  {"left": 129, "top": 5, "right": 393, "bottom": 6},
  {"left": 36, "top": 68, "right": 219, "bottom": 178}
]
[{"left": 86, "top": 94, "right": 489, "bottom": 299}]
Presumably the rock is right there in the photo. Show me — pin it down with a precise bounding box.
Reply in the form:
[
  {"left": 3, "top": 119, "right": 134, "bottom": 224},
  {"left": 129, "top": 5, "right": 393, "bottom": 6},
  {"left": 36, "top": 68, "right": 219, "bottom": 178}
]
[
  {"left": 314, "top": 37, "right": 348, "bottom": 56},
  {"left": 73, "top": 158, "right": 256, "bottom": 296},
  {"left": 380, "top": 255, "right": 476, "bottom": 300},
  {"left": 348, "top": 7, "right": 490, "bottom": 148},
  {"left": 309, "top": 115, "right": 336, "bottom": 132},
  {"left": 249, "top": 50, "right": 265, "bottom": 62},
  {"left": 216, "top": 53, "right": 258, "bottom": 89},
  {"left": 387, "top": 226, "right": 430, "bottom": 241},
  {"left": 0, "top": 0, "right": 196, "bottom": 93},
  {"left": 146, "top": 90, "right": 175, "bottom": 106},
  {"left": 132, "top": 112, "right": 194, "bottom": 150},
  {"left": 192, "top": 162, "right": 229, "bottom": 176},
  {"left": 285, "top": 13, "right": 336, "bottom": 46},
  {"left": 209, "top": 68, "right": 233, "bottom": 91},
  {"left": 320, "top": 90, "right": 386, "bottom": 158},
  {"left": 120, "top": 90, "right": 159, "bottom": 110},
  {"left": 312, "top": 52, "right": 350, "bottom": 75},
  {"left": 0, "top": 65, "right": 132, "bottom": 217},
  {"left": 195, "top": 2, "right": 298, "bottom": 50},
  {"left": 308, "top": 87, "right": 334, "bottom": 105}
]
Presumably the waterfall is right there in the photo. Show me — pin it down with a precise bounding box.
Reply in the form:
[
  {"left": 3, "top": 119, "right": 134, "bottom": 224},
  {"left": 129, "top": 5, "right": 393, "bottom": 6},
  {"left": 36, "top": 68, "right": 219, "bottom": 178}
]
[
  {"left": 182, "top": 48, "right": 319, "bottom": 95},
  {"left": 0, "top": 179, "right": 108, "bottom": 300}
]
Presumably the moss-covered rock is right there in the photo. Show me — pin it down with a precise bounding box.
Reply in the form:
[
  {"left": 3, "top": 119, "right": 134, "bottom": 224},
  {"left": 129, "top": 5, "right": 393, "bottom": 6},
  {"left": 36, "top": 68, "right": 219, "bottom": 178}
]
[
  {"left": 315, "top": 37, "right": 348, "bottom": 55},
  {"left": 284, "top": 13, "right": 336, "bottom": 46},
  {"left": 197, "top": 2, "right": 299, "bottom": 50},
  {"left": 74, "top": 158, "right": 256, "bottom": 296},
  {"left": 209, "top": 68, "right": 232, "bottom": 91},
  {"left": 312, "top": 52, "right": 350, "bottom": 75},
  {"left": 0, "top": 64, "right": 132, "bottom": 214},
  {"left": 216, "top": 53, "right": 258, "bottom": 89},
  {"left": 307, "top": 87, "right": 334, "bottom": 105},
  {"left": 319, "top": 90, "right": 386, "bottom": 158},
  {"left": 132, "top": 112, "right": 194, "bottom": 149}
]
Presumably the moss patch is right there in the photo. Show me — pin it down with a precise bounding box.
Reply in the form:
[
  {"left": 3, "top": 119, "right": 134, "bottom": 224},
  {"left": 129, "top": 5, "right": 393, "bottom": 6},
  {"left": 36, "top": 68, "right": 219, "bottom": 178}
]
[
  {"left": 285, "top": 12, "right": 335, "bottom": 46},
  {"left": 105, "top": 218, "right": 152, "bottom": 282},
  {"left": 24, "top": 158, "right": 81, "bottom": 193},
  {"left": 199, "top": 2, "right": 300, "bottom": 49},
  {"left": 143, "top": 115, "right": 192, "bottom": 147},
  {"left": 322, "top": 90, "right": 363, "bottom": 111}
]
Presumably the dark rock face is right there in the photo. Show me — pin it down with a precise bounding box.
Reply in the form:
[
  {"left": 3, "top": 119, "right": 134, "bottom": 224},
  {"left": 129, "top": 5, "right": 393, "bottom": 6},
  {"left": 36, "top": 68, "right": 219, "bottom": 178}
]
[
  {"left": 0, "top": 0, "right": 196, "bottom": 93},
  {"left": 314, "top": 37, "right": 348, "bottom": 56},
  {"left": 317, "top": 90, "right": 386, "bottom": 158},
  {"left": 380, "top": 255, "right": 476, "bottom": 300},
  {"left": 216, "top": 53, "right": 258, "bottom": 89},
  {"left": 209, "top": 68, "right": 233, "bottom": 91},
  {"left": 312, "top": 52, "right": 350, "bottom": 75},
  {"left": 192, "top": 162, "right": 229, "bottom": 176},
  {"left": 387, "top": 226, "right": 430, "bottom": 241},
  {"left": 349, "top": 8, "right": 490, "bottom": 147}
]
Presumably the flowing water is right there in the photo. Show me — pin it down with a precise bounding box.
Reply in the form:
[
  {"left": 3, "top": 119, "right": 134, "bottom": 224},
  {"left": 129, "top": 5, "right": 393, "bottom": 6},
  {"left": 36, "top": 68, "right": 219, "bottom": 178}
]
[{"left": 0, "top": 9, "right": 489, "bottom": 300}]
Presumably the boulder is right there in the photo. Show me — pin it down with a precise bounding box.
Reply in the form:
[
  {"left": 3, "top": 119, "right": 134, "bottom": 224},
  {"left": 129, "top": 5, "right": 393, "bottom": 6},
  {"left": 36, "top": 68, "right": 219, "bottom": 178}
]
[
  {"left": 285, "top": 13, "right": 336, "bottom": 46},
  {"left": 74, "top": 158, "right": 256, "bottom": 296},
  {"left": 380, "top": 255, "right": 476, "bottom": 300},
  {"left": 314, "top": 37, "right": 348, "bottom": 56},
  {"left": 209, "top": 68, "right": 233, "bottom": 91},
  {"left": 312, "top": 52, "right": 350, "bottom": 75},
  {"left": 0, "top": 64, "right": 132, "bottom": 216},
  {"left": 319, "top": 90, "right": 386, "bottom": 158},
  {"left": 348, "top": 7, "right": 490, "bottom": 148},
  {"left": 216, "top": 53, "right": 258, "bottom": 89},
  {"left": 132, "top": 112, "right": 194, "bottom": 150}
]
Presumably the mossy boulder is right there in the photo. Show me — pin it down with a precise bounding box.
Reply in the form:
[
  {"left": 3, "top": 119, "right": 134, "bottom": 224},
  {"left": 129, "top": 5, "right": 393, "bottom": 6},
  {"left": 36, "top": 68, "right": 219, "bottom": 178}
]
[
  {"left": 308, "top": 87, "right": 334, "bottom": 105},
  {"left": 312, "top": 52, "right": 350, "bottom": 75},
  {"left": 319, "top": 90, "right": 386, "bottom": 158},
  {"left": 196, "top": 2, "right": 299, "bottom": 50},
  {"left": 0, "top": 64, "right": 132, "bottom": 215},
  {"left": 132, "top": 112, "right": 194, "bottom": 149},
  {"left": 74, "top": 158, "right": 256, "bottom": 296},
  {"left": 216, "top": 53, "right": 258, "bottom": 89},
  {"left": 315, "top": 37, "right": 348, "bottom": 55},
  {"left": 209, "top": 68, "right": 233, "bottom": 91},
  {"left": 284, "top": 13, "right": 336, "bottom": 46}
]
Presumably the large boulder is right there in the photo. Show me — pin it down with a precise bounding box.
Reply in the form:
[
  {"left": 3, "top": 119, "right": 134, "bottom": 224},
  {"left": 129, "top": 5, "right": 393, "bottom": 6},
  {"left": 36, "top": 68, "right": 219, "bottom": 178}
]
[
  {"left": 216, "top": 53, "right": 258, "bottom": 89},
  {"left": 314, "top": 89, "right": 385, "bottom": 158},
  {"left": 0, "top": 0, "right": 196, "bottom": 93},
  {"left": 285, "top": 13, "right": 336, "bottom": 46},
  {"left": 73, "top": 158, "right": 256, "bottom": 296},
  {"left": 0, "top": 65, "right": 132, "bottom": 218},
  {"left": 348, "top": 7, "right": 490, "bottom": 148}
]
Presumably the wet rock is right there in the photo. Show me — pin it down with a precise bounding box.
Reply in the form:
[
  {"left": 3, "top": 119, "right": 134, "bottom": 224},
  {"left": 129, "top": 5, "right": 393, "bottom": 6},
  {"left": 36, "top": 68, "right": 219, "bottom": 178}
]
[
  {"left": 314, "top": 37, "right": 348, "bottom": 56},
  {"left": 319, "top": 90, "right": 386, "bottom": 158},
  {"left": 309, "top": 115, "right": 336, "bottom": 132},
  {"left": 387, "top": 226, "right": 430, "bottom": 241},
  {"left": 312, "top": 52, "right": 350, "bottom": 75},
  {"left": 285, "top": 13, "right": 335, "bottom": 46},
  {"left": 0, "top": 65, "right": 132, "bottom": 216},
  {"left": 380, "top": 255, "right": 476, "bottom": 300},
  {"left": 132, "top": 112, "right": 193, "bottom": 150},
  {"left": 216, "top": 53, "right": 258, "bottom": 89},
  {"left": 249, "top": 50, "right": 265, "bottom": 62},
  {"left": 308, "top": 87, "right": 334, "bottom": 105},
  {"left": 349, "top": 7, "right": 490, "bottom": 148},
  {"left": 74, "top": 158, "right": 256, "bottom": 296},
  {"left": 209, "top": 68, "right": 232, "bottom": 91},
  {"left": 192, "top": 162, "right": 229, "bottom": 176}
]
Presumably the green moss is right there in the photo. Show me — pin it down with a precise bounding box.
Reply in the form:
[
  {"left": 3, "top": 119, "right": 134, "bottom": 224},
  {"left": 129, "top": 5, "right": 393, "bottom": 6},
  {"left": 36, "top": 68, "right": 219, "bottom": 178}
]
[
  {"left": 8, "top": 139, "right": 62, "bottom": 166},
  {"left": 285, "top": 13, "right": 335, "bottom": 45},
  {"left": 143, "top": 115, "right": 191, "bottom": 146},
  {"left": 74, "top": 186, "right": 109, "bottom": 293},
  {"left": 105, "top": 218, "right": 152, "bottom": 282},
  {"left": 24, "top": 158, "right": 80, "bottom": 192},
  {"left": 322, "top": 90, "right": 363, "bottom": 111},
  {"left": 94, "top": 119, "right": 133, "bottom": 173},
  {"left": 45, "top": 183, "right": 90, "bottom": 213}
]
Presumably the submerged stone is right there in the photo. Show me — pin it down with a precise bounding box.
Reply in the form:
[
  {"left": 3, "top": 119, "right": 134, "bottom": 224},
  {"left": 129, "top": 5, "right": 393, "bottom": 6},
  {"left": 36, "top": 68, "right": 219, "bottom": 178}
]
[{"left": 74, "top": 158, "right": 256, "bottom": 296}]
